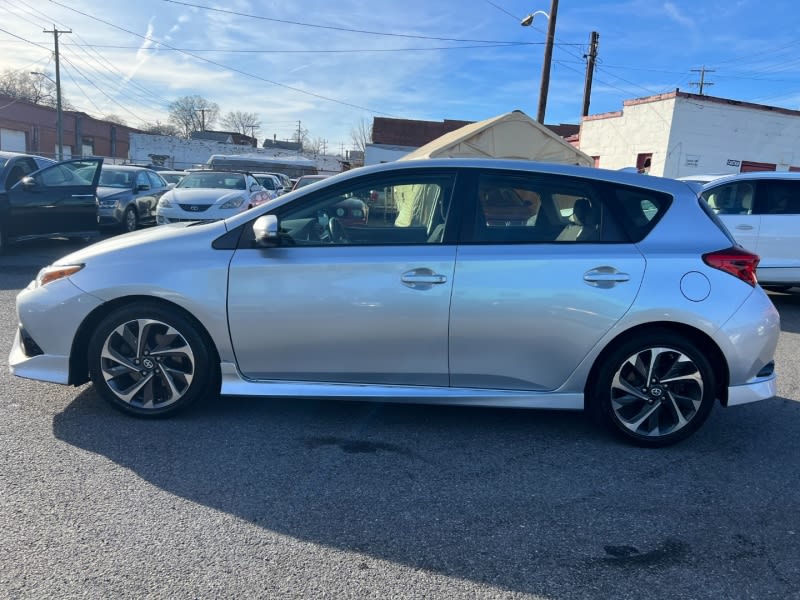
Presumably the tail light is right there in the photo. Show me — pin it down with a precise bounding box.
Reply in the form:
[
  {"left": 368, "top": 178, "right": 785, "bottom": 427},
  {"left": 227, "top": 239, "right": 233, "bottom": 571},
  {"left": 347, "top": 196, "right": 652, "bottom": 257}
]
[{"left": 702, "top": 246, "right": 759, "bottom": 287}]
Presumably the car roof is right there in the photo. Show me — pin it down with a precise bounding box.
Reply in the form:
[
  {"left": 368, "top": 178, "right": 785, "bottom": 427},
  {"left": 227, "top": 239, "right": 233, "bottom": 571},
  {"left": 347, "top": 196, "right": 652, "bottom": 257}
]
[
  {"left": 327, "top": 158, "right": 698, "bottom": 196},
  {"left": 702, "top": 170, "right": 800, "bottom": 188}
]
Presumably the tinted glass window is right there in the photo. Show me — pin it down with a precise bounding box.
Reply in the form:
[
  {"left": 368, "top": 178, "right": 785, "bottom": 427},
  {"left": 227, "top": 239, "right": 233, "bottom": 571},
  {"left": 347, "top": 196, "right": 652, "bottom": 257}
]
[
  {"left": 763, "top": 180, "right": 800, "bottom": 215},
  {"left": 702, "top": 182, "right": 755, "bottom": 215},
  {"left": 276, "top": 173, "right": 455, "bottom": 246},
  {"left": 467, "top": 172, "right": 670, "bottom": 244},
  {"left": 136, "top": 171, "right": 150, "bottom": 188},
  {"left": 36, "top": 160, "right": 98, "bottom": 187},
  {"left": 147, "top": 171, "right": 166, "bottom": 189}
]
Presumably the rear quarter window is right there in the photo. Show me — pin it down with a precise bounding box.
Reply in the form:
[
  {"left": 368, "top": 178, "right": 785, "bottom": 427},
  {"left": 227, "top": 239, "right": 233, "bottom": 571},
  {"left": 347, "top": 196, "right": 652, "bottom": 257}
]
[{"left": 606, "top": 185, "right": 672, "bottom": 243}]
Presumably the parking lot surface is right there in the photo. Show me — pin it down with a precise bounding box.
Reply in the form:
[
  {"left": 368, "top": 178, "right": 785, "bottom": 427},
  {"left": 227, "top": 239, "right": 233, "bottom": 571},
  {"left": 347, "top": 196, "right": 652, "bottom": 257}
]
[{"left": 2, "top": 237, "right": 799, "bottom": 599}]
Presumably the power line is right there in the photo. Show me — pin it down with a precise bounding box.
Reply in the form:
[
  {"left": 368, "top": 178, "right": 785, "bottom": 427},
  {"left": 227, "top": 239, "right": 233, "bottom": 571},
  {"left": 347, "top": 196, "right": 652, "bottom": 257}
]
[
  {"left": 46, "top": 0, "right": 400, "bottom": 117},
  {"left": 161, "top": 0, "right": 542, "bottom": 44}
]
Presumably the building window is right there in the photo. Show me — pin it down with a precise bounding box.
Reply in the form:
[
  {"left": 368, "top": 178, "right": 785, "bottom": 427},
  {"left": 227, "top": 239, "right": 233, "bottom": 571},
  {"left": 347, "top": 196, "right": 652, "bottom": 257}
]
[
  {"left": 592, "top": 156, "right": 600, "bottom": 168},
  {"left": 636, "top": 153, "right": 652, "bottom": 174}
]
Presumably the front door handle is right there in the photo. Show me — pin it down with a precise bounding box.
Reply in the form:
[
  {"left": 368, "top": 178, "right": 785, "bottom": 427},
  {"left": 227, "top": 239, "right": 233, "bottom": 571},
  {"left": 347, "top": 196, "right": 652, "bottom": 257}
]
[
  {"left": 584, "top": 267, "right": 631, "bottom": 288},
  {"left": 71, "top": 194, "right": 95, "bottom": 198},
  {"left": 736, "top": 224, "right": 754, "bottom": 230},
  {"left": 401, "top": 268, "right": 447, "bottom": 289}
]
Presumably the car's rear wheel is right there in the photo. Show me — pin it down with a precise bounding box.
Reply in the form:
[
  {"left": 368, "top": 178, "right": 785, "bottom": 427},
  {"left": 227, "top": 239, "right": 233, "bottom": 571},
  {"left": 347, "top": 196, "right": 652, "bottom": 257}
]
[
  {"left": 591, "top": 332, "right": 716, "bottom": 447},
  {"left": 123, "top": 206, "right": 138, "bottom": 233},
  {"left": 88, "top": 303, "right": 217, "bottom": 417}
]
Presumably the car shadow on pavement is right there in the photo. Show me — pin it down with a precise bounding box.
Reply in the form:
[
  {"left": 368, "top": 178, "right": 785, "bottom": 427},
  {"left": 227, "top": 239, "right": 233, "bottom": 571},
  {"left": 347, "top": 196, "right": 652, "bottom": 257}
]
[{"left": 52, "top": 387, "right": 800, "bottom": 598}]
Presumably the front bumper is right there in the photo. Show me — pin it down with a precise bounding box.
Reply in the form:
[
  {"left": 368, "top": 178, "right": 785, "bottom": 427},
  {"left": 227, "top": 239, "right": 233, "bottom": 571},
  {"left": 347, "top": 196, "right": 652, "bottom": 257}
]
[{"left": 8, "top": 277, "right": 103, "bottom": 386}]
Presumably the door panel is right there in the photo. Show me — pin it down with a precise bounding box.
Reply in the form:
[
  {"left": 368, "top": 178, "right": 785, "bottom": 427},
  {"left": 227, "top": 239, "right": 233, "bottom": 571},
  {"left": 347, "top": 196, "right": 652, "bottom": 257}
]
[
  {"left": 6, "top": 158, "right": 102, "bottom": 238},
  {"left": 227, "top": 245, "right": 456, "bottom": 385},
  {"left": 449, "top": 244, "right": 645, "bottom": 391}
]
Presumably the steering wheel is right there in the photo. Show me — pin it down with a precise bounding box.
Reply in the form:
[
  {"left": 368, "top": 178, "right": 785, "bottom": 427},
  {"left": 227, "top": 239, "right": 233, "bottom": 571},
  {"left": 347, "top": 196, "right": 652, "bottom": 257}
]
[{"left": 328, "top": 217, "right": 350, "bottom": 244}]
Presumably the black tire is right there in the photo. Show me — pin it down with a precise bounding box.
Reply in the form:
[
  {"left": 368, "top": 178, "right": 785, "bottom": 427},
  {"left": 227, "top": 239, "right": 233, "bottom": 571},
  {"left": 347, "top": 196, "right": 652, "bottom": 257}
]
[
  {"left": 123, "top": 206, "right": 138, "bottom": 233},
  {"left": 590, "top": 331, "right": 716, "bottom": 447},
  {"left": 87, "top": 302, "right": 218, "bottom": 417}
]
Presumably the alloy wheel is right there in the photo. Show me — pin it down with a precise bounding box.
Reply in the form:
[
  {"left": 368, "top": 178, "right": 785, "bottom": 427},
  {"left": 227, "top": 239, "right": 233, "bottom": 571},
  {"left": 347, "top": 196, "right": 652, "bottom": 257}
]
[
  {"left": 609, "top": 346, "right": 704, "bottom": 438},
  {"left": 99, "top": 318, "right": 195, "bottom": 410}
]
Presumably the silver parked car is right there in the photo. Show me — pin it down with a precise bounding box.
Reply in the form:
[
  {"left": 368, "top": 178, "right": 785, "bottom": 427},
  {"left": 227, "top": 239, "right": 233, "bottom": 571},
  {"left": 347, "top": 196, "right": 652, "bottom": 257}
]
[{"left": 9, "top": 159, "right": 779, "bottom": 446}]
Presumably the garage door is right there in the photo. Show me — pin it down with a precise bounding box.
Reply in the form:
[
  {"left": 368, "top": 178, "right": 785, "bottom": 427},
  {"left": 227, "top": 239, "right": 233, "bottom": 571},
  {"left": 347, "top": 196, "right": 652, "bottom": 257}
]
[{"left": 0, "top": 128, "right": 26, "bottom": 152}]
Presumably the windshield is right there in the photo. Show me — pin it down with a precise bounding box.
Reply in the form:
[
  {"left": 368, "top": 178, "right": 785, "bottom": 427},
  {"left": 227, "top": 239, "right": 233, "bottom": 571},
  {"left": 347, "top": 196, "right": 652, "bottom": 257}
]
[
  {"left": 177, "top": 172, "right": 246, "bottom": 190},
  {"left": 98, "top": 168, "right": 134, "bottom": 188}
]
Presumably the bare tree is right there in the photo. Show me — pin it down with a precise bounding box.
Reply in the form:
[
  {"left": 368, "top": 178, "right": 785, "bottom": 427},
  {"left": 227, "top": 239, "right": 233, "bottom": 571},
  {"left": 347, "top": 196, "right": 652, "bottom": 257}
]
[
  {"left": 0, "top": 69, "right": 59, "bottom": 107},
  {"left": 350, "top": 116, "right": 373, "bottom": 153},
  {"left": 102, "top": 114, "right": 127, "bottom": 126},
  {"left": 141, "top": 120, "right": 180, "bottom": 137},
  {"left": 220, "top": 111, "right": 261, "bottom": 137},
  {"left": 168, "top": 95, "right": 220, "bottom": 138},
  {"left": 306, "top": 136, "right": 328, "bottom": 156}
]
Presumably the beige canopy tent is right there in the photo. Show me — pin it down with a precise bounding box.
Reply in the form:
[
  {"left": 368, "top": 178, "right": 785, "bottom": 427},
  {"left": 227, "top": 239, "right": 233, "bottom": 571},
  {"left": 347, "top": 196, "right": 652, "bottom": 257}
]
[{"left": 400, "top": 110, "right": 593, "bottom": 167}]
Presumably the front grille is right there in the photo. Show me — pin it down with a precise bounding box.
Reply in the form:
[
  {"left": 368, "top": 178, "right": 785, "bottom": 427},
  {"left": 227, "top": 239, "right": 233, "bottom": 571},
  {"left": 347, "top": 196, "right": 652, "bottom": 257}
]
[{"left": 178, "top": 203, "right": 212, "bottom": 212}]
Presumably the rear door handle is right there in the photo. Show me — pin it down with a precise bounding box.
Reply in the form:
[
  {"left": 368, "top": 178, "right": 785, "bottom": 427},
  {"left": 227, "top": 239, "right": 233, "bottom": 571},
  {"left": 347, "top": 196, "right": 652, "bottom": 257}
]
[
  {"left": 584, "top": 267, "right": 631, "bottom": 288},
  {"left": 736, "top": 224, "right": 754, "bottom": 230},
  {"left": 401, "top": 269, "right": 447, "bottom": 289},
  {"left": 71, "top": 194, "right": 95, "bottom": 198}
]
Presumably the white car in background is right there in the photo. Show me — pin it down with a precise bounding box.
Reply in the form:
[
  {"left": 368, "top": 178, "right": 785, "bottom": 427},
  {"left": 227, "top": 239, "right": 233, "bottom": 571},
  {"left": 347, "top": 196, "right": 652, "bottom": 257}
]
[
  {"left": 252, "top": 173, "right": 285, "bottom": 198},
  {"left": 701, "top": 171, "right": 800, "bottom": 289},
  {"left": 156, "top": 170, "right": 270, "bottom": 224}
]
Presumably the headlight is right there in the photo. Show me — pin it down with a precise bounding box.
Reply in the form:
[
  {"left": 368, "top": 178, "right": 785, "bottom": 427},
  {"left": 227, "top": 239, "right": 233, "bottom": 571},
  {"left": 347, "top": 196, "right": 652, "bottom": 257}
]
[
  {"left": 34, "top": 264, "right": 84, "bottom": 288},
  {"left": 220, "top": 197, "right": 245, "bottom": 209},
  {"left": 158, "top": 197, "right": 173, "bottom": 208},
  {"left": 98, "top": 198, "right": 118, "bottom": 208}
]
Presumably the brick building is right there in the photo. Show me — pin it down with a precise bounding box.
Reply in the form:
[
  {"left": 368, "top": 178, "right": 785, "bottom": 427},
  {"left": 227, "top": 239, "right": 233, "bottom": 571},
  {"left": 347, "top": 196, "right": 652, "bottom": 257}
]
[{"left": 0, "top": 93, "right": 140, "bottom": 161}]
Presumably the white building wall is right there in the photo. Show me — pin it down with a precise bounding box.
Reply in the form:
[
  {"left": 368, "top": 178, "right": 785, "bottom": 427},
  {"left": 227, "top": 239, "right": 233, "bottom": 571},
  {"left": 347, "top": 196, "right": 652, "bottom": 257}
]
[
  {"left": 365, "top": 143, "right": 418, "bottom": 165},
  {"left": 579, "top": 94, "right": 800, "bottom": 178},
  {"left": 665, "top": 98, "right": 800, "bottom": 177},
  {"left": 129, "top": 134, "right": 258, "bottom": 170},
  {"left": 578, "top": 99, "right": 675, "bottom": 176}
]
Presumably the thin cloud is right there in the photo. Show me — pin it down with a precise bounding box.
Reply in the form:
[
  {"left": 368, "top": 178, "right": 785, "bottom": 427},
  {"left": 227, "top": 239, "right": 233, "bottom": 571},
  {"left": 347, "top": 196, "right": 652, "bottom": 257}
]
[{"left": 663, "top": 2, "right": 695, "bottom": 28}]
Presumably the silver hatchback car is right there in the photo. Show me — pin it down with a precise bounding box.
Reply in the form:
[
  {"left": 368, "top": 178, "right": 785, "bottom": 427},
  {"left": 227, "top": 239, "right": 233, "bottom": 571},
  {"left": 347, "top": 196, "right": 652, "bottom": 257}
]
[{"left": 9, "top": 159, "right": 779, "bottom": 446}]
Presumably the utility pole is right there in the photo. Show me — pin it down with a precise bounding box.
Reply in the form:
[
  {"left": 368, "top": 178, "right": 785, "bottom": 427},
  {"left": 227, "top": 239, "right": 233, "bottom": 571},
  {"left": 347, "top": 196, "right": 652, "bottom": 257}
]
[
  {"left": 581, "top": 31, "right": 599, "bottom": 117},
  {"left": 44, "top": 25, "right": 70, "bottom": 161},
  {"left": 537, "top": 0, "right": 559, "bottom": 123},
  {"left": 196, "top": 108, "right": 208, "bottom": 132},
  {"left": 296, "top": 120, "right": 303, "bottom": 153},
  {"left": 690, "top": 66, "right": 715, "bottom": 95}
]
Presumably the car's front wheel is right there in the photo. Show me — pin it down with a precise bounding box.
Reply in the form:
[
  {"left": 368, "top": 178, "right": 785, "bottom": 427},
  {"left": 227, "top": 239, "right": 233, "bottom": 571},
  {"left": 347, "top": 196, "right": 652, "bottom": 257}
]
[
  {"left": 87, "top": 303, "right": 218, "bottom": 417},
  {"left": 123, "top": 206, "right": 138, "bottom": 233},
  {"left": 591, "top": 332, "right": 716, "bottom": 447}
]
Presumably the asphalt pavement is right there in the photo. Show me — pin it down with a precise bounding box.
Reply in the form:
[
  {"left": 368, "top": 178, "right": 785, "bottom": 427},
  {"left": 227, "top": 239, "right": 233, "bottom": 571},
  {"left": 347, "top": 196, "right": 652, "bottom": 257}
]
[{"left": 1, "top": 236, "right": 799, "bottom": 600}]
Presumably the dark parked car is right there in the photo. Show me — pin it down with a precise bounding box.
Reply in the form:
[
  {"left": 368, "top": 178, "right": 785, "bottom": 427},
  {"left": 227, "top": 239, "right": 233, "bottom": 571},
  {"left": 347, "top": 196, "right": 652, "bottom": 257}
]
[
  {"left": 0, "top": 151, "right": 56, "bottom": 191},
  {"left": 0, "top": 157, "right": 102, "bottom": 252},
  {"left": 95, "top": 165, "right": 170, "bottom": 232}
]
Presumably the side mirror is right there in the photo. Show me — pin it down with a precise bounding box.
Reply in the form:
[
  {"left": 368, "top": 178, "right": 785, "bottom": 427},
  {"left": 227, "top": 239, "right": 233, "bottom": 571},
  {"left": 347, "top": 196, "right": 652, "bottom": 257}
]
[
  {"left": 253, "top": 214, "right": 280, "bottom": 247},
  {"left": 137, "top": 184, "right": 150, "bottom": 191},
  {"left": 167, "top": 182, "right": 176, "bottom": 189},
  {"left": 20, "top": 176, "right": 36, "bottom": 190}
]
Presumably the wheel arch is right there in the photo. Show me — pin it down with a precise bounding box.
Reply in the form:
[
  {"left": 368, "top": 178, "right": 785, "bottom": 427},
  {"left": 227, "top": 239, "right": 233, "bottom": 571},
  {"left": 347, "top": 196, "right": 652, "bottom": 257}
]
[
  {"left": 584, "top": 322, "right": 730, "bottom": 408},
  {"left": 68, "top": 295, "right": 221, "bottom": 387}
]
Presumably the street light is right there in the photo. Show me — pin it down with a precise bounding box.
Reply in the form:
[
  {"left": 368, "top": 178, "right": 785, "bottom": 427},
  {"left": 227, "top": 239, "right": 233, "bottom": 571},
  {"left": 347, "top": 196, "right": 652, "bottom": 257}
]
[
  {"left": 521, "top": 0, "right": 559, "bottom": 124},
  {"left": 31, "top": 71, "right": 64, "bottom": 161}
]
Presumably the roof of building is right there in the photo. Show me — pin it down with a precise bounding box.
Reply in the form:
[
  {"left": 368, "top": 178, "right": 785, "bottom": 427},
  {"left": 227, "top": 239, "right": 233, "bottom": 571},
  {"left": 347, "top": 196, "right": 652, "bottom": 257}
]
[{"left": 583, "top": 90, "right": 800, "bottom": 122}]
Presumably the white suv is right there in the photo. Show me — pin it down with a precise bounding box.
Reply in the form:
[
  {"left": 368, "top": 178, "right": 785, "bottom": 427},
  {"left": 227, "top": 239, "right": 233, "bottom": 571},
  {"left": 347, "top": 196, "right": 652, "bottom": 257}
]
[{"left": 702, "top": 172, "right": 800, "bottom": 289}]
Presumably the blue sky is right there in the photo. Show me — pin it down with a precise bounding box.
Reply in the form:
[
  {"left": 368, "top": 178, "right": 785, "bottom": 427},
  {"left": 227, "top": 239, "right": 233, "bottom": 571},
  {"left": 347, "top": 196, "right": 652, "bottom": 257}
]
[{"left": 2, "top": 0, "right": 799, "bottom": 152}]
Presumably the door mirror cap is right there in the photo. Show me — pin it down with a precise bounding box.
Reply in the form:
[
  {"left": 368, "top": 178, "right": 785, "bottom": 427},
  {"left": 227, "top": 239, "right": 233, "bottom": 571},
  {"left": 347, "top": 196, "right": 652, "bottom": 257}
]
[
  {"left": 253, "top": 214, "right": 280, "bottom": 247},
  {"left": 20, "top": 176, "right": 36, "bottom": 190}
]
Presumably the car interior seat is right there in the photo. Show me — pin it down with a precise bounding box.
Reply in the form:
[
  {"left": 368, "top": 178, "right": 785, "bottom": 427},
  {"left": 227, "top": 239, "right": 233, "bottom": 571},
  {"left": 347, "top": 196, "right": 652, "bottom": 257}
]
[
  {"left": 573, "top": 197, "right": 600, "bottom": 242},
  {"left": 6, "top": 165, "right": 25, "bottom": 188}
]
